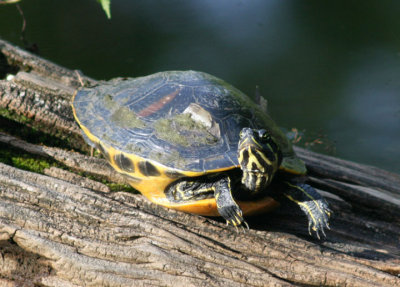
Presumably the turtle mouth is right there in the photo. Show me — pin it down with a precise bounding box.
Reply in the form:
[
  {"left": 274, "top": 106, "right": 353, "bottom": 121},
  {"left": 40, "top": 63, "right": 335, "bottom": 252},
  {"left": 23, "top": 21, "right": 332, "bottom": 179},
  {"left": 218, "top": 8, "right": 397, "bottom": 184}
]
[
  {"left": 238, "top": 145, "right": 274, "bottom": 192},
  {"left": 241, "top": 169, "right": 269, "bottom": 193}
]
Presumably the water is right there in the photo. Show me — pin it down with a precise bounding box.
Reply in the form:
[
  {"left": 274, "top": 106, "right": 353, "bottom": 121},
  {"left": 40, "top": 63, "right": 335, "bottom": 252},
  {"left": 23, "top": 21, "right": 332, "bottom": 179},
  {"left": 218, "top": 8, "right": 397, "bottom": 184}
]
[{"left": 0, "top": 0, "right": 399, "bottom": 173}]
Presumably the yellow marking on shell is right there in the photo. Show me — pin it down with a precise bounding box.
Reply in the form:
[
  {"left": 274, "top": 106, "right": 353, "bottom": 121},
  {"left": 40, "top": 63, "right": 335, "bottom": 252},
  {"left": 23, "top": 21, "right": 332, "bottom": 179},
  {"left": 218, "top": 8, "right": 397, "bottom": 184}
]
[
  {"left": 72, "top": 94, "right": 215, "bottom": 201},
  {"left": 73, "top": 93, "right": 233, "bottom": 164}
]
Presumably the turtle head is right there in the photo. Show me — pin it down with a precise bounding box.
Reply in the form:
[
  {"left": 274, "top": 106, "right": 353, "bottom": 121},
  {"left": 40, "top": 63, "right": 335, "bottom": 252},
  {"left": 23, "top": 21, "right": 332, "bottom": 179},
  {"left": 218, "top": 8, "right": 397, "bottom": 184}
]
[{"left": 237, "top": 128, "right": 282, "bottom": 193}]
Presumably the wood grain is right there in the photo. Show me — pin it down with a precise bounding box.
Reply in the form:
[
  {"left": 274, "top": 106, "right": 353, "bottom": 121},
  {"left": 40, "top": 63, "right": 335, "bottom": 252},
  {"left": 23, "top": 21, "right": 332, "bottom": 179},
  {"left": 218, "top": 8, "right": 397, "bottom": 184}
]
[{"left": 1, "top": 38, "right": 399, "bottom": 286}]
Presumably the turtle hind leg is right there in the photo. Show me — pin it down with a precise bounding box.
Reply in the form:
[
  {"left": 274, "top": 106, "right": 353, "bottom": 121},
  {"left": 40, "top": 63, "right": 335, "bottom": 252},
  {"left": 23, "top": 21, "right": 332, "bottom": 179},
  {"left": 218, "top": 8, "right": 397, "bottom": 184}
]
[
  {"left": 165, "top": 179, "right": 215, "bottom": 202},
  {"left": 282, "top": 181, "right": 331, "bottom": 239},
  {"left": 165, "top": 175, "right": 247, "bottom": 229}
]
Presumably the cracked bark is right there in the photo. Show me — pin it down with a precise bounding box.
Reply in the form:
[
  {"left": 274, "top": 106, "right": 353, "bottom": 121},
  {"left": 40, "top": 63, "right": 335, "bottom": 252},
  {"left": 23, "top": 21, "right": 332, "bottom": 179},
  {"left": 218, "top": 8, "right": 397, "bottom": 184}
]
[{"left": 0, "top": 38, "right": 400, "bottom": 286}]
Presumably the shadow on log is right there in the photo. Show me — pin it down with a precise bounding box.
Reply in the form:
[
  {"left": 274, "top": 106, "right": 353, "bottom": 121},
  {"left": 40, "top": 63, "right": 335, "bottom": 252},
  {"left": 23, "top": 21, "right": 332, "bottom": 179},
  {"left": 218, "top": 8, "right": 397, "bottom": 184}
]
[{"left": 0, "top": 39, "right": 400, "bottom": 286}]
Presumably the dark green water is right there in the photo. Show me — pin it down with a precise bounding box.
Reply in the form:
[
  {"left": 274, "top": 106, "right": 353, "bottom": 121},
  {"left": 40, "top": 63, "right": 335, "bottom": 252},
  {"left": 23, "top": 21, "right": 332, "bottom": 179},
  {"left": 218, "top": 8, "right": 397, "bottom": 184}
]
[{"left": 1, "top": 0, "right": 399, "bottom": 173}]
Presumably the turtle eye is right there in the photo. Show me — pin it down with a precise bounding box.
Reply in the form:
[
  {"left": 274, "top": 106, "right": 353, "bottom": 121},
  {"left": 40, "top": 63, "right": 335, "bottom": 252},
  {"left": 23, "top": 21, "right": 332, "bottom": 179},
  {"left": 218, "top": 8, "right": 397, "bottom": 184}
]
[{"left": 258, "top": 129, "right": 270, "bottom": 141}]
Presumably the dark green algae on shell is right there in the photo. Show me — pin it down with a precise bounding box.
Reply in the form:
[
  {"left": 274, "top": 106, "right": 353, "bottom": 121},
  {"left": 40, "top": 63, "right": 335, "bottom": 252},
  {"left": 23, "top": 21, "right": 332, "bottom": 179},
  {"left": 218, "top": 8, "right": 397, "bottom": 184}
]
[{"left": 73, "top": 70, "right": 305, "bottom": 173}]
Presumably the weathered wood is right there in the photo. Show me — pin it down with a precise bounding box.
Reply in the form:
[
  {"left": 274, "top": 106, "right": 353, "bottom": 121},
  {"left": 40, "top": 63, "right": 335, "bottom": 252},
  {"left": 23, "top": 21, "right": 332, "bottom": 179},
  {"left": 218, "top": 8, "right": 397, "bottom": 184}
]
[
  {"left": 43, "top": 166, "right": 111, "bottom": 193},
  {"left": 0, "top": 131, "right": 130, "bottom": 186},
  {"left": 0, "top": 39, "right": 94, "bottom": 151},
  {"left": 295, "top": 147, "right": 400, "bottom": 195},
  {"left": 0, "top": 38, "right": 400, "bottom": 286}
]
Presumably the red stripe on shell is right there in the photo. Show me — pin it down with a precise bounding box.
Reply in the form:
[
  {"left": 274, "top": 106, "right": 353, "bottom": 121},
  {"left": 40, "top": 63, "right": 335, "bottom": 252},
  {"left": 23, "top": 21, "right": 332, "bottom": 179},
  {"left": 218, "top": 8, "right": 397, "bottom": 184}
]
[{"left": 138, "top": 89, "right": 180, "bottom": 117}]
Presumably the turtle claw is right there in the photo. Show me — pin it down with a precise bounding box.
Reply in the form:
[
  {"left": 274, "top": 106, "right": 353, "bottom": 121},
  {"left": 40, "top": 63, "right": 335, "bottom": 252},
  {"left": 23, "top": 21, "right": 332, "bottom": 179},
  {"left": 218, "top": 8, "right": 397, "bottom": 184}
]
[
  {"left": 283, "top": 182, "right": 332, "bottom": 239},
  {"left": 307, "top": 203, "right": 331, "bottom": 239},
  {"left": 225, "top": 219, "right": 249, "bottom": 233},
  {"left": 220, "top": 204, "right": 249, "bottom": 231}
]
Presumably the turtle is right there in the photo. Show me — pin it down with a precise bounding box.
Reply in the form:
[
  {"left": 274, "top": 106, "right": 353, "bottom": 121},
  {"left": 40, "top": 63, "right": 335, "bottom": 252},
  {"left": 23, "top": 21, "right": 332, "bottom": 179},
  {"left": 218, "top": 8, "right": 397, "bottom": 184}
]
[{"left": 72, "top": 70, "right": 331, "bottom": 237}]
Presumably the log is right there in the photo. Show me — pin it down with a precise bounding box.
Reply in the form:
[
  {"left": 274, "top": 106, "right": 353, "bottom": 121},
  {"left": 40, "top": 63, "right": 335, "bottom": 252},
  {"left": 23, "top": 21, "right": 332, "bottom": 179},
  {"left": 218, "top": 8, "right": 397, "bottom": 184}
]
[{"left": 0, "top": 38, "right": 399, "bottom": 286}]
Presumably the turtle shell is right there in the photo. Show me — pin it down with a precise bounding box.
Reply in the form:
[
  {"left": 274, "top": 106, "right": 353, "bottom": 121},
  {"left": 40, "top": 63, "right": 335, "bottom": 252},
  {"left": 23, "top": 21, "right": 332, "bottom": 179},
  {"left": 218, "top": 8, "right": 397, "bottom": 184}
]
[{"left": 72, "top": 71, "right": 306, "bottom": 214}]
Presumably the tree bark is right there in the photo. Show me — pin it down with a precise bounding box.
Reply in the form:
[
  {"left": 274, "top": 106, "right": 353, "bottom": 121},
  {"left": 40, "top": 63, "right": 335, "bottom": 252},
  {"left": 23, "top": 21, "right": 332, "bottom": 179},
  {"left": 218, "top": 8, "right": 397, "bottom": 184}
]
[{"left": 0, "top": 38, "right": 399, "bottom": 286}]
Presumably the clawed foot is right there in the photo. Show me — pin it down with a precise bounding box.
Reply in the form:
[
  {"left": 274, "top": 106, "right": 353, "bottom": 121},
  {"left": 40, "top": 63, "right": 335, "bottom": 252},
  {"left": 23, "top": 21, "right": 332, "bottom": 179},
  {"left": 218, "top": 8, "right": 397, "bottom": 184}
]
[
  {"left": 214, "top": 176, "right": 249, "bottom": 231},
  {"left": 219, "top": 203, "right": 249, "bottom": 231},
  {"left": 305, "top": 199, "right": 331, "bottom": 239},
  {"left": 284, "top": 182, "right": 332, "bottom": 239}
]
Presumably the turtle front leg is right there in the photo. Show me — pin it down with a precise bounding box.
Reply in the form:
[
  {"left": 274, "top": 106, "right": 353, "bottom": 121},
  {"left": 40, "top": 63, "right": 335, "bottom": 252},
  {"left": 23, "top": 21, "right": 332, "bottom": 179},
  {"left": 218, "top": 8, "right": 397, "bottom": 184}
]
[
  {"left": 214, "top": 176, "right": 247, "bottom": 228},
  {"left": 282, "top": 181, "right": 331, "bottom": 238}
]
